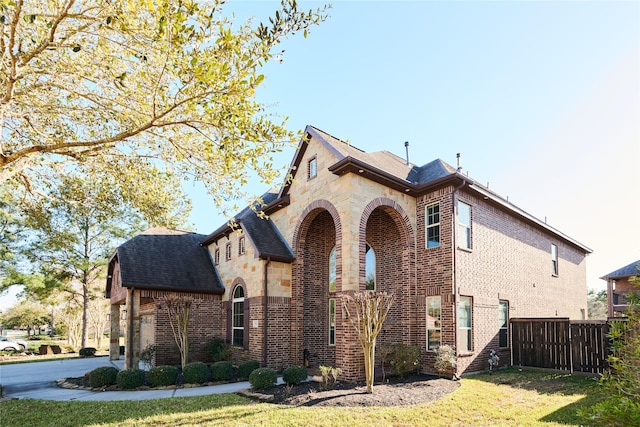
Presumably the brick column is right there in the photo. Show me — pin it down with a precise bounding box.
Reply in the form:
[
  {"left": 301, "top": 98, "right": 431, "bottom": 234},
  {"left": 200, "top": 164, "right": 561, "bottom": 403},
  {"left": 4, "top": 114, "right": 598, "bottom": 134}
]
[{"left": 124, "top": 288, "right": 141, "bottom": 369}]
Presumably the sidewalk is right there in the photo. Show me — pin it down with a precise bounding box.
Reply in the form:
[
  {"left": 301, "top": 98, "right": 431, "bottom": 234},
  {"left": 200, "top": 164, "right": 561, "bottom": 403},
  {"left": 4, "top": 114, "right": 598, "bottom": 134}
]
[{"left": 0, "top": 356, "right": 253, "bottom": 401}]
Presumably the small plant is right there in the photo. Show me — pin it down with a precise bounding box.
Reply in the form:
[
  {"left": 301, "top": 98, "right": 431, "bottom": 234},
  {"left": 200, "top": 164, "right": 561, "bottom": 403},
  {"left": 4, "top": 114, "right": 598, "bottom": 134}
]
[
  {"left": 318, "top": 365, "right": 342, "bottom": 390},
  {"left": 249, "top": 367, "right": 278, "bottom": 390},
  {"left": 434, "top": 344, "right": 457, "bottom": 378},
  {"left": 116, "top": 368, "right": 146, "bottom": 390},
  {"left": 210, "top": 361, "right": 235, "bottom": 381},
  {"left": 203, "top": 337, "right": 232, "bottom": 362},
  {"left": 147, "top": 365, "right": 179, "bottom": 387},
  {"left": 238, "top": 360, "right": 260, "bottom": 379},
  {"left": 282, "top": 365, "right": 308, "bottom": 385},
  {"left": 79, "top": 347, "right": 97, "bottom": 357},
  {"left": 139, "top": 344, "right": 156, "bottom": 370},
  {"left": 182, "top": 361, "right": 210, "bottom": 384},
  {"left": 89, "top": 366, "right": 119, "bottom": 388},
  {"left": 390, "top": 343, "right": 420, "bottom": 377}
]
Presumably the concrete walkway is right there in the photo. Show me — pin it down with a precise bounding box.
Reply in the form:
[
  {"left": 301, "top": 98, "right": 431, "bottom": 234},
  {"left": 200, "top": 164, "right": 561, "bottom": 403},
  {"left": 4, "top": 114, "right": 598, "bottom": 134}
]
[{"left": 0, "top": 357, "right": 252, "bottom": 401}]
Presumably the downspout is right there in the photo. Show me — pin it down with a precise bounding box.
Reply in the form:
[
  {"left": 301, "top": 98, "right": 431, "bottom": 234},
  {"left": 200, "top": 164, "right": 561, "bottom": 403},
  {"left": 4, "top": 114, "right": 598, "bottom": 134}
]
[
  {"left": 263, "top": 257, "right": 271, "bottom": 367},
  {"left": 128, "top": 287, "right": 135, "bottom": 369},
  {"left": 452, "top": 179, "right": 466, "bottom": 372}
]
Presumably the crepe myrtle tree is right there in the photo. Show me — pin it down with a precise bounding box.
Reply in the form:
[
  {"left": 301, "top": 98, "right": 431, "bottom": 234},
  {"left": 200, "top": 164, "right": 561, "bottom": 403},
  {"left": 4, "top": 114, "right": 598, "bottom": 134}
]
[
  {"left": 0, "top": 0, "right": 329, "bottom": 215},
  {"left": 342, "top": 291, "right": 394, "bottom": 394}
]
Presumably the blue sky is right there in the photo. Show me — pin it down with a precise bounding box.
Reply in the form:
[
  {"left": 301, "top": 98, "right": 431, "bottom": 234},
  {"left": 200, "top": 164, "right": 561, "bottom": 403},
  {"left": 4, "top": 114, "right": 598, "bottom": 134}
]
[
  {"left": 189, "top": 0, "right": 638, "bottom": 293},
  {"left": 1, "top": 1, "right": 637, "bottom": 309}
]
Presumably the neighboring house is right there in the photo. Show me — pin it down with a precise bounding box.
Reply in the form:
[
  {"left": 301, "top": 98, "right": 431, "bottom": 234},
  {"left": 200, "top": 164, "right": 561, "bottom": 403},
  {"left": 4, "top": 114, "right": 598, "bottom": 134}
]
[
  {"left": 107, "top": 125, "right": 592, "bottom": 379},
  {"left": 601, "top": 260, "right": 640, "bottom": 318}
]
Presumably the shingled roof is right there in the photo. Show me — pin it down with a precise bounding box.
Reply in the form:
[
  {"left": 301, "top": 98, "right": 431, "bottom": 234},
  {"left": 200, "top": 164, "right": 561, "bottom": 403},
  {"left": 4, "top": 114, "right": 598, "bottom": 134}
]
[
  {"left": 601, "top": 260, "right": 640, "bottom": 280},
  {"left": 110, "top": 228, "right": 224, "bottom": 294},
  {"left": 200, "top": 192, "right": 295, "bottom": 263}
]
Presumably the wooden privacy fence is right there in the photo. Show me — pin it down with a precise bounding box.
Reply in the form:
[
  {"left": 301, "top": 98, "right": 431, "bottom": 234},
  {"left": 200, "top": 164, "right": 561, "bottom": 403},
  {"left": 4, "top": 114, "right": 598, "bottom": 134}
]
[{"left": 510, "top": 318, "right": 611, "bottom": 374}]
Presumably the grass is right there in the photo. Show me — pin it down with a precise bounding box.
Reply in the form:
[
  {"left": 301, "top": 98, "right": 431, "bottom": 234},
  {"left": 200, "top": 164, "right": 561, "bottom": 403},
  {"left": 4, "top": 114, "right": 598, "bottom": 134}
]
[{"left": 0, "top": 369, "right": 607, "bottom": 427}]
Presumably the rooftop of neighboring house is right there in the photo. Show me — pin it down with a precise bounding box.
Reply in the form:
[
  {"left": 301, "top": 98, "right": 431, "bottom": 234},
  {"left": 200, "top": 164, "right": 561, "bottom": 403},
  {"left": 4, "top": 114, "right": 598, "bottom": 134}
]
[{"left": 601, "top": 259, "right": 640, "bottom": 280}]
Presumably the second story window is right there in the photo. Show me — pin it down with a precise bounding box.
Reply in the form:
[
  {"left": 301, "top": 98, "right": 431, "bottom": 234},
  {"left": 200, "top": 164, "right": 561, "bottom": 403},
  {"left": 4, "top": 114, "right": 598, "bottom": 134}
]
[
  {"left": 225, "top": 242, "right": 232, "bottom": 261},
  {"left": 426, "top": 202, "right": 440, "bottom": 248},
  {"left": 214, "top": 248, "right": 220, "bottom": 265},
  {"left": 308, "top": 156, "right": 317, "bottom": 179},
  {"left": 458, "top": 201, "right": 472, "bottom": 249},
  {"left": 551, "top": 244, "right": 558, "bottom": 275},
  {"left": 239, "top": 236, "right": 245, "bottom": 255}
]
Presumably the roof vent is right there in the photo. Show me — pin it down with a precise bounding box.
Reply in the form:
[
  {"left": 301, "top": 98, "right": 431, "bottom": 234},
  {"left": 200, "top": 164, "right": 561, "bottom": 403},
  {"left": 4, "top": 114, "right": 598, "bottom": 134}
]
[{"left": 404, "top": 141, "right": 410, "bottom": 165}]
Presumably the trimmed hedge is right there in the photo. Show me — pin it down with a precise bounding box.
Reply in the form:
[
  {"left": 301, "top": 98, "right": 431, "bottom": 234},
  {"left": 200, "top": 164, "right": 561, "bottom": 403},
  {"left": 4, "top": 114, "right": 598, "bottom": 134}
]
[
  {"left": 79, "top": 347, "right": 97, "bottom": 357},
  {"left": 238, "top": 360, "right": 260, "bottom": 380},
  {"left": 182, "top": 362, "right": 210, "bottom": 384},
  {"left": 89, "top": 366, "right": 119, "bottom": 388},
  {"left": 211, "top": 361, "right": 235, "bottom": 381},
  {"left": 282, "top": 365, "right": 307, "bottom": 385},
  {"left": 116, "top": 368, "right": 146, "bottom": 390},
  {"left": 249, "top": 367, "right": 277, "bottom": 390},
  {"left": 148, "top": 365, "right": 179, "bottom": 387}
]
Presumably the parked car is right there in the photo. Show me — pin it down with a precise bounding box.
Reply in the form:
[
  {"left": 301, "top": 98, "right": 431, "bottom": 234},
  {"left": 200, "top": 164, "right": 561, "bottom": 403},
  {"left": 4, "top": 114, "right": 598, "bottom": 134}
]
[{"left": 0, "top": 336, "right": 28, "bottom": 351}]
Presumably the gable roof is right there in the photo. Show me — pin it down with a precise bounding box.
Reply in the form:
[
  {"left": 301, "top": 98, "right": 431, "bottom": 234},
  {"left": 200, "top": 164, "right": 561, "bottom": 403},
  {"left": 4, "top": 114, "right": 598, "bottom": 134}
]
[
  {"left": 200, "top": 192, "right": 295, "bottom": 263},
  {"left": 108, "top": 228, "right": 224, "bottom": 295},
  {"left": 601, "top": 260, "right": 640, "bottom": 280}
]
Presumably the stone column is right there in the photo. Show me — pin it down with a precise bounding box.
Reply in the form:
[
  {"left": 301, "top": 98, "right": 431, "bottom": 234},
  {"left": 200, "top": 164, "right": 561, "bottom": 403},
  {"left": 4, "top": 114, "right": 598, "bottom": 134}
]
[
  {"left": 124, "top": 288, "right": 141, "bottom": 369},
  {"left": 109, "top": 304, "right": 121, "bottom": 360}
]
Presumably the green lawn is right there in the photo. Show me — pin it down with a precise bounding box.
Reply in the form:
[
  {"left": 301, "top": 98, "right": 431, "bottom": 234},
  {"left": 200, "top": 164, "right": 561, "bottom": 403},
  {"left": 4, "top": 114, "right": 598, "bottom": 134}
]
[{"left": 0, "top": 369, "right": 606, "bottom": 427}]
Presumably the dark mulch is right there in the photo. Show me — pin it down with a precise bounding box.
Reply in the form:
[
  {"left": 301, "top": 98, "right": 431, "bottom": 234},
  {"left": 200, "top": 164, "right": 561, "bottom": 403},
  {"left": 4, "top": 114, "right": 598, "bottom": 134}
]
[{"left": 262, "top": 373, "right": 460, "bottom": 407}]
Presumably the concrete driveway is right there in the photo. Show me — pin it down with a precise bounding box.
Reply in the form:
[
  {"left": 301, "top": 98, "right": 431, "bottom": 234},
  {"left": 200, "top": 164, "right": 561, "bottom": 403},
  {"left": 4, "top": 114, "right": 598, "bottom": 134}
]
[{"left": 0, "top": 357, "right": 251, "bottom": 401}]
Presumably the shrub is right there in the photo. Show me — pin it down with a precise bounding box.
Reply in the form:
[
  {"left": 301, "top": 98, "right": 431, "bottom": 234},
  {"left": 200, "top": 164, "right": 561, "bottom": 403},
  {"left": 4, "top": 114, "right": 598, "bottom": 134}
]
[
  {"left": 139, "top": 344, "right": 156, "bottom": 370},
  {"left": 203, "top": 337, "right": 232, "bottom": 362},
  {"left": 318, "top": 365, "right": 342, "bottom": 390},
  {"left": 116, "top": 368, "right": 146, "bottom": 390},
  {"left": 391, "top": 343, "right": 420, "bottom": 377},
  {"left": 182, "top": 362, "right": 210, "bottom": 384},
  {"left": 238, "top": 360, "right": 260, "bottom": 380},
  {"left": 79, "top": 347, "right": 97, "bottom": 357},
  {"left": 434, "top": 344, "right": 457, "bottom": 376},
  {"left": 147, "top": 365, "right": 179, "bottom": 387},
  {"left": 210, "top": 361, "right": 235, "bottom": 381},
  {"left": 89, "top": 366, "right": 119, "bottom": 388},
  {"left": 282, "top": 365, "right": 307, "bottom": 385},
  {"left": 249, "top": 367, "right": 277, "bottom": 390}
]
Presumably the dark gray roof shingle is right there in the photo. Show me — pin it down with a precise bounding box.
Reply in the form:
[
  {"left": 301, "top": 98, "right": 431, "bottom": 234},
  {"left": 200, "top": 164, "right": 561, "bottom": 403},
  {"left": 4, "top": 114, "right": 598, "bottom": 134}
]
[
  {"left": 601, "top": 260, "right": 640, "bottom": 280},
  {"left": 116, "top": 228, "right": 224, "bottom": 294}
]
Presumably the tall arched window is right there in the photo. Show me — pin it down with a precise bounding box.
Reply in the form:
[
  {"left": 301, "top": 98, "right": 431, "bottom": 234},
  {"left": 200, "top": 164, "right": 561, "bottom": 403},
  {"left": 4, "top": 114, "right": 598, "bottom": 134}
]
[
  {"left": 329, "top": 246, "right": 337, "bottom": 292},
  {"left": 232, "top": 286, "right": 245, "bottom": 347},
  {"left": 365, "top": 243, "right": 376, "bottom": 291}
]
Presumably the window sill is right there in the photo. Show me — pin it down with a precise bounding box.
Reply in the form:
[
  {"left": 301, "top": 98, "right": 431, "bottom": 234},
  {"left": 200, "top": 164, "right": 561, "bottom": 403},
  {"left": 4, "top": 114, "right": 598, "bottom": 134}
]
[
  {"left": 457, "top": 352, "right": 474, "bottom": 357},
  {"left": 457, "top": 246, "right": 473, "bottom": 253},
  {"left": 552, "top": 274, "right": 559, "bottom": 278}
]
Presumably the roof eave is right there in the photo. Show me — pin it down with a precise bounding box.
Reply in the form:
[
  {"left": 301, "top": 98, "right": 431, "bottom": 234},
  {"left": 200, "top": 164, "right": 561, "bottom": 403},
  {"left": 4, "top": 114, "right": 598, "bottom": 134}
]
[{"left": 120, "top": 282, "right": 225, "bottom": 296}]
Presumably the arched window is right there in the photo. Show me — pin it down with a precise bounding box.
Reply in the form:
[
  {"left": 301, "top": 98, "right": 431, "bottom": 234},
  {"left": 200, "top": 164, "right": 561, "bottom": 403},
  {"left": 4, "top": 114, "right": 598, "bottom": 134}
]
[
  {"left": 365, "top": 243, "right": 376, "bottom": 291},
  {"left": 232, "top": 286, "right": 245, "bottom": 347},
  {"left": 329, "top": 246, "right": 337, "bottom": 292}
]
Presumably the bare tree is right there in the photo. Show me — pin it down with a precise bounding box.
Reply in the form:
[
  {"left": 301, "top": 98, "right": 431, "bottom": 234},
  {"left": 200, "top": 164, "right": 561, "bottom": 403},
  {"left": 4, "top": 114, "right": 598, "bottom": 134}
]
[
  {"left": 342, "top": 291, "right": 394, "bottom": 393},
  {"left": 163, "top": 295, "right": 193, "bottom": 368}
]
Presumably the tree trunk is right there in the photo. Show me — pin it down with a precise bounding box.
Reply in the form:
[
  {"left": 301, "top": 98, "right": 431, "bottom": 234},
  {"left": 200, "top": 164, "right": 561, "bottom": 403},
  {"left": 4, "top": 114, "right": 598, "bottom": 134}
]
[{"left": 81, "top": 283, "right": 89, "bottom": 348}]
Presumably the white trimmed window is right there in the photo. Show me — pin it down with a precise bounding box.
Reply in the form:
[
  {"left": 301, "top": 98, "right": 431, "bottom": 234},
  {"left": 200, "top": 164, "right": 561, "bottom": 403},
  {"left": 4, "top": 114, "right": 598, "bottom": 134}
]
[
  {"left": 225, "top": 243, "right": 232, "bottom": 261},
  {"left": 499, "top": 300, "right": 509, "bottom": 348},
  {"left": 458, "top": 296, "right": 472, "bottom": 352},
  {"left": 239, "top": 236, "right": 245, "bottom": 255},
  {"left": 214, "top": 248, "right": 220, "bottom": 265},
  {"left": 232, "top": 286, "right": 245, "bottom": 347},
  {"left": 458, "top": 201, "right": 472, "bottom": 249},
  {"left": 426, "top": 296, "right": 441, "bottom": 351},
  {"left": 551, "top": 244, "right": 558, "bottom": 275},
  {"left": 426, "top": 203, "right": 440, "bottom": 248},
  {"left": 308, "top": 156, "right": 317, "bottom": 179},
  {"left": 329, "top": 298, "right": 336, "bottom": 346}
]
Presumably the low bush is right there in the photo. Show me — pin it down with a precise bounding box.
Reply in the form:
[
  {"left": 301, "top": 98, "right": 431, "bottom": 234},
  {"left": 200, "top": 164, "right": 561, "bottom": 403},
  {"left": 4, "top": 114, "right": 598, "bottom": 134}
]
[
  {"left": 203, "top": 337, "right": 232, "bottom": 362},
  {"left": 89, "top": 366, "right": 119, "bottom": 388},
  {"left": 182, "top": 362, "right": 210, "bottom": 384},
  {"left": 210, "top": 361, "right": 235, "bottom": 381},
  {"left": 249, "top": 367, "right": 277, "bottom": 390},
  {"left": 79, "top": 347, "right": 97, "bottom": 357},
  {"left": 391, "top": 343, "right": 420, "bottom": 377},
  {"left": 282, "top": 365, "right": 307, "bottom": 385},
  {"left": 238, "top": 360, "right": 260, "bottom": 379},
  {"left": 147, "top": 365, "right": 179, "bottom": 387},
  {"left": 116, "top": 368, "right": 146, "bottom": 390}
]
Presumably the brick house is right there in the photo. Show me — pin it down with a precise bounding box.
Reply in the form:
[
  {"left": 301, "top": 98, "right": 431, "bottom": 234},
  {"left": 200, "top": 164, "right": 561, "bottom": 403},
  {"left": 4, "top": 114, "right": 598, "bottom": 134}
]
[
  {"left": 107, "top": 125, "right": 591, "bottom": 379},
  {"left": 601, "top": 260, "right": 640, "bottom": 318}
]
